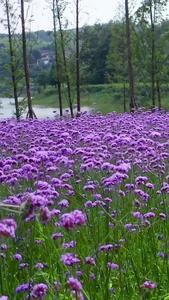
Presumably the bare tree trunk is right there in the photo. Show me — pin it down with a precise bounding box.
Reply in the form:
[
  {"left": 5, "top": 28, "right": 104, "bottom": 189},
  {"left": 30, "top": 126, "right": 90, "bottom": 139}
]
[
  {"left": 6, "top": 0, "right": 20, "bottom": 120},
  {"left": 150, "top": 0, "right": 156, "bottom": 108},
  {"left": 53, "top": 0, "right": 63, "bottom": 117},
  {"left": 122, "top": 34, "right": 127, "bottom": 113},
  {"left": 20, "top": 0, "right": 36, "bottom": 119},
  {"left": 156, "top": 78, "right": 161, "bottom": 109},
  {"left": 125, "top": 0, "right": 137, "bottom": 111},
  {"left": 56, "top": 0, "right": 74, "bottom": 118},
  {"left": 76, "top": 0, "right": 80, "bottom": 113},
  {"left": 123, "top": 82, "right": 127, "bottom": 112}
]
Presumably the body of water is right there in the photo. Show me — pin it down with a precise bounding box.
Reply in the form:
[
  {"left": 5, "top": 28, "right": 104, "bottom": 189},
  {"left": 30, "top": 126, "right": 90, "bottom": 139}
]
[{"left": 0, "top": 98, "right": 93, "bottom": 119}]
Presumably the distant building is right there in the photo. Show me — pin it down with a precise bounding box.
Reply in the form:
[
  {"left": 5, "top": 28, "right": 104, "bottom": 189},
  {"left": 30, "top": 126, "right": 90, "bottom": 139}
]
[{"left": 37, "top": 50, "right": 54, "bottom": 65}]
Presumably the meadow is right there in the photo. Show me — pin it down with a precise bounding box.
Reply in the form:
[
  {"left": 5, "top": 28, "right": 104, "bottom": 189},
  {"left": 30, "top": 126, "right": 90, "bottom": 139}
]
[
  {"left": 32, "top": 84, "right": 169, "bottom": 114},
  {"left": 1, "top": 108, "right": 169, "bottom": 299}
]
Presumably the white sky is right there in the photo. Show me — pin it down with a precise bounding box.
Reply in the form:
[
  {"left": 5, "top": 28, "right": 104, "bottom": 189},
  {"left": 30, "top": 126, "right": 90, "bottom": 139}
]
[
  {"left": 0, "top": 0, "right": 169, "bottom": 33},
  {"left": 0, "top": 0, "right": 130, "bottom": 33}
]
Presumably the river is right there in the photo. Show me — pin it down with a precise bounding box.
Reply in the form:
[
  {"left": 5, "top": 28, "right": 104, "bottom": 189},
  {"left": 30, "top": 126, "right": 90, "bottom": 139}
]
[{"left": 0, "top": 98, "right": 93, "bottom": 119}]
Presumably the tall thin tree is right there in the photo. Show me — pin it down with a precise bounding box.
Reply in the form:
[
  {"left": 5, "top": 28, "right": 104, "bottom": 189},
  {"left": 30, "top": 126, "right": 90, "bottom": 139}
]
[
  {"left": 20, "top": 0, "right": 36, "bottom": 118},
  {"left": 52, "top": 0, "right": 63, "bottom": 117},
  {"left": 125, "top": 0, "right": 137, "bottom": 111},
  {"left": 5, "top": 0, "right": 20, "bottom": 120},
  {"left": 55, "top": 0, "right": 74, "bottom": 118},
  {"left": 149, "top": 0, "right": 156, "bottom": 108},
  {"left": 76, "top": 0, "right": 80, "bottom": 113},
  {"left": 135, "top": 0, "right": 168, "bottom": 109}
]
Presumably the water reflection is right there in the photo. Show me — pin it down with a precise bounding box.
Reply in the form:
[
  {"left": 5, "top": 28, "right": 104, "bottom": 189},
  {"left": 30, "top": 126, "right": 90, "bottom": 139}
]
[{"left": 0, "top": 98, "right": 93, "bottom": 119}]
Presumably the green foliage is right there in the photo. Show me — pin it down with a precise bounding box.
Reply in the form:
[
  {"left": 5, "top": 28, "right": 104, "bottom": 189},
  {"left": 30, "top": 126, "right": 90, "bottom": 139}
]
[
  {"left": 80, "top": 22, "right": 112, "bottom": 84},
  {"left": 1, "top": 9, "right": 169, "bottom": 109},
  {"left": 106, "top": 21, "right": 128, "bottom": 83},
  {"left": 36, "top": 71, "right": 49, "bottom": 89},
  {"left": 133, "top": 0, "right": 169, "bottom": 104}
]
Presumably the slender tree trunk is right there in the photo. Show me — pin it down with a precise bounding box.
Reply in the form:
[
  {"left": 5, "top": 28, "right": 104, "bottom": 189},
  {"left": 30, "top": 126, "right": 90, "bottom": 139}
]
[
  {"left": 150, "top": 0, "right": 156, "bottom": 108},
  {"left": 53, "top": 0, "right": 62, "bottom": 117},
  {"left": 56, "top": 0, "right": 74, "bottom": 118},
  {"left": 122, "top": 31, "right": 127, "bottom": 113},
  {"left": 20, "top": 0, "right": 36, "bottom": 119},
  {"left": 123, "top": 82, "right": 127, "bottom": 112},
  {"left": 156, "top": 78, "right": 161, "bottom": 109},
  {"left": 76, "top": 0, "right": 80, "bottom": 113},
  {"left": 125, "top": 0, "right": 137, "bottom": 111},
  {"left": 6, "top": 0, "right": 20, "bottom": 120}
]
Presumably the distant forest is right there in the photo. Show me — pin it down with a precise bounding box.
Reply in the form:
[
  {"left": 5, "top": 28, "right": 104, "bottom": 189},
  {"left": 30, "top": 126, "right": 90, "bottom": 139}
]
[
  {"left": 1, "top": 0, "right": 169, "bottom": 118},
  {"left": 0, "top": 18, "right": 168, "bottom": 91}
]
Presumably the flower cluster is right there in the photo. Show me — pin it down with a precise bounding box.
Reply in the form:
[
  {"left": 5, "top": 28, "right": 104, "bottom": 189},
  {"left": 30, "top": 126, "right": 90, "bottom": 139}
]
[{"left": 1, "top": 108, "right": 169, "bottom": 298}]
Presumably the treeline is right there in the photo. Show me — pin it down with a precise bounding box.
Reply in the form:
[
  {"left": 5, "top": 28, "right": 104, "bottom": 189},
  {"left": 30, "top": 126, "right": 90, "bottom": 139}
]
[{"left": 1, "top": 0, "right": 169, "bottom": 118}]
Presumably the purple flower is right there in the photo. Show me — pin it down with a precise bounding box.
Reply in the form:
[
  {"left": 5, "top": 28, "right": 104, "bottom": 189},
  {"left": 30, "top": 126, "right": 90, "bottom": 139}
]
[
  {"left": 60, "top": 213, "right": 75, "bottom": 230},
  {"left": 93, "top": 194, "right": 102, "bottom": 200},
  {"left": 125, "top": 183, "right": 135, "bottom": 189},
  {"left": 158, "top": 252, "right": 166, "bottom": 258},
  {"left": 118, "top": 190, "right": 125, "bottom": 197},
  {"left": 104, "top": 197, "right": 113, "bottom": 203},
  {"left": 60, "top": 210, "right": 87, "bottom": 231},
  {"left": 67, "top": 277, "right": 83, "bottom": 291},
  {"left": 0, "top": 218, "right": 17, "bottom": 238},
  {"left": 84, "top": 201, "right": 93, "bottom": 207},
  {"left": 19, "top": 263, "right": 29, "bottom": 269},
  {"left": 144, "top": 212, "right": 155, "bottom": 218},
  {"left": 102, "top": 172, "right": 129, "bottom": 187},
  {"left": 16, "top": 282, "right": 31, "bottom": 293},
  {"left": 35, "top": 240, "right": 43, "bottom": 244},
  {"left": 150, "top": 131, "right": 161, "bottom": 138},
  {"left": 35, "top": 263, "right": 44, "bottom": 268},
  {"left": 89, "top": 273, "right": 96, "bottom": 279},
  {"left": 61, "top": 253, "right": 81, "bottom": 266},
  {"left": 146, "top": 183, "right": 154, "bottom": 189},
  {"left": 109, "top": 222, "right": 115, "bottom": 228},
  {"left": 71, "top": 291, "right": 85, "bottom": 300},
  {"left": 76, "top": 271, "right": 83, "bottom": 276},
  {"left": 125, "top": 223, "right": 132, "bottom": 229},
  {"left": 0, "top": 253, "right": 6, "bottom": 258},
  {"left": 99, "top": 244, "right": 113, "bottom": 252},
  {"left": 13, "top": 254, "right": 23, "bottom": 261},
  {"left": 52, "top": 233, "right": 64, "bottom": 240},
  {"left": 134, "top": 189, "right": 150, "bottom": 202},
  {"left": 0, "top": 296, "right": 9, "bottom": 300},
  {"left": 135, "top": 176, "right": 148, "bottom": 185},
  {"left": 132, "top": 212, "right": 143, "bottom": 219},
  {"left": 140, "top": 281, "right": 157, "bottom": 290},
  {"left": 30, "top": 283, "right": 48, "bottom": 299},
  {"left": 62, "top": 241, "right": 76, "bottom": 248},
  {"left": 58, "top": 199, "right": 69, "bottom": 208},
  {"left": 107, "top": 262, "right": 119, "bottom": 269},
  {"left": 85, "top": 257, "right": 95, "bottom": 265},
  {"left": 159, "top": 213, "right": 166, "bottom": 219},
  {"left": 1, "top": 244, "right": 8, "bottom": 250},
  {"left": 83, "top": 184, "right": 95, "bottom": 191}
]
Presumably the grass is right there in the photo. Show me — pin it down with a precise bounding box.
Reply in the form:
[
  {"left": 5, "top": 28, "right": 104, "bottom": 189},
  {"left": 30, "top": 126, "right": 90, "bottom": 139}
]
[
  {"left": 1, "top": 109, "right": 169, "bottom": 299},
  {"left": 32, "top": 83, "right": 169, "bottom": 115}
]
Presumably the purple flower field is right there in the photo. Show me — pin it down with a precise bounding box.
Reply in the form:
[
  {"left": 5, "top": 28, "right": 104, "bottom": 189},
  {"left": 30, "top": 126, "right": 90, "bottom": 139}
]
[{"left": 1, "top": 108, "right": 169, "bottom": 299}]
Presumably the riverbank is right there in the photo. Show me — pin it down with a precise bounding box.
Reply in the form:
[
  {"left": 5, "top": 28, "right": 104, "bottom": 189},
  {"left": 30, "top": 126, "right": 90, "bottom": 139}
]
[
  {"left": 32, "top": 84, "right": 126, "bottom": 115},
  {"left": 32, "top": 83, "right": 169, "bottom": 113},
  {"left": 1, "top": 83, "right": 169, "bottom": 117}
]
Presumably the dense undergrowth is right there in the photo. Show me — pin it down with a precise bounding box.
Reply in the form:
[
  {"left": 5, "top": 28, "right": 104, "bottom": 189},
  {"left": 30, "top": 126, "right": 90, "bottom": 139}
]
[{"left": 1, "top": 108, "right": 169, "bottom": 299}]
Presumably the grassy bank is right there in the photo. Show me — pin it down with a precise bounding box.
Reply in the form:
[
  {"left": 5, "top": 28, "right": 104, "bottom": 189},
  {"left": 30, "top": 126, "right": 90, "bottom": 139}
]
[
  {"left": 32, "top": 83, "right": 169, "bottom": 114},
  {"left": 32, "top": 84, "right": 129, "bottom": 114}
]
